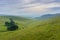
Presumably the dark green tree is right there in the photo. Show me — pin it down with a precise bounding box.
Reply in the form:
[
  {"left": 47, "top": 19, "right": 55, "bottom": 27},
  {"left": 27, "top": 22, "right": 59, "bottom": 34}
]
[{"left": 5, "top": 18, "right": 18, "bottom": 31}]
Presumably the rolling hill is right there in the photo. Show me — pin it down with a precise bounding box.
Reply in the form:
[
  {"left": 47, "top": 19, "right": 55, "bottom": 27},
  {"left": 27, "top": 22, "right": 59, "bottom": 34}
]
[
  {"left": 0, "top": 16, "right": 30, "bottom": 21},
  {"left": 0, "top": 16, "right": 32, "bottom": 31},
  {"left": 0, "top": 15, "right": 60, "bottom": 40}
]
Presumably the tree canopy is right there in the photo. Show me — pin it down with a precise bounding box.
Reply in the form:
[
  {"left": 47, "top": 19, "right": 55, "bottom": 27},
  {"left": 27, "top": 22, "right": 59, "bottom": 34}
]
[{"left": 5, "top": 18, "right": 18, "bottom": 31}]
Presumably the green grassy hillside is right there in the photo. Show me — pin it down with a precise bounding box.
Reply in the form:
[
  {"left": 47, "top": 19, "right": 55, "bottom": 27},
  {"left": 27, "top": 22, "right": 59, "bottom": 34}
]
[
  {"left": 0, "top": 16, "right": 60, "bottom": 40},
  {"left": 0, "top": 16, "right": 32, "bottom": 31}
]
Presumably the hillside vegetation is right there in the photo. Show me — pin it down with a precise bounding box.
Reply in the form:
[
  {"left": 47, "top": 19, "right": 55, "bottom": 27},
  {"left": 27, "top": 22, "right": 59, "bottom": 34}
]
[{"left": 0, "top": 16, "right": 60, "bottom": 40}]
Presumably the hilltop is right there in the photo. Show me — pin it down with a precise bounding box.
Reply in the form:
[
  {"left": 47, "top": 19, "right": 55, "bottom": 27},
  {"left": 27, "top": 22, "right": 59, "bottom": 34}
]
[
  {"left": 0, "top": 15, "right": 60, "bottom": 40},
  {"left": 35, "top": 13, "right": 60, "bottom": 20}
]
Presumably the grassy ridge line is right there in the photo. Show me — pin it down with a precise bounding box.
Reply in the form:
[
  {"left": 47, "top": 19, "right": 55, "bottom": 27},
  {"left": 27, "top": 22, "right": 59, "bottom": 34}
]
[
  {"left": 0, "top": 16, "right": 33, "bottom": 31},
  {"left": 0, "top": 16, "right": 30, "bottom": 21},
  {"left": 0, "top": 16, "right": 60, "bottom": 40}
]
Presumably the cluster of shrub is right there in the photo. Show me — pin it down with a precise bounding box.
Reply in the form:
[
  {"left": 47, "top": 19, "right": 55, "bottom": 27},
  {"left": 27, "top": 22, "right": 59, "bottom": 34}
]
[{"left": 5, "top": 18, "right": 18, "bottom": 31}]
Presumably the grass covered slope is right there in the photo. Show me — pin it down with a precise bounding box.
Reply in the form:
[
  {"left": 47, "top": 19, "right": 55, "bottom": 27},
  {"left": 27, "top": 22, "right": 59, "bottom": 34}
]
[
  {"left": 0, "top": 16, "right": 31, "bottom": 31},
  {"left": 0, "top": 16, "right": 60, "bottom": 40}
]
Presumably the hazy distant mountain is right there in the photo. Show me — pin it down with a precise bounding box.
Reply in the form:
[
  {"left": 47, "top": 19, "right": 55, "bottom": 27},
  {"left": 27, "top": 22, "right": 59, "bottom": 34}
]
[
  {"left": 0, "top": 14, "right": 7, "bottom": 16},
  {"left": 35, "top": 13, "right": 60, "bottom": 20}
]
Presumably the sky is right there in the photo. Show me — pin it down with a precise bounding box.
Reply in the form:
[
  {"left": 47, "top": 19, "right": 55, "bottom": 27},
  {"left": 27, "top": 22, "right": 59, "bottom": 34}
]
[{"left": 0, "top": 0, "right": 60, "bottom": 17}]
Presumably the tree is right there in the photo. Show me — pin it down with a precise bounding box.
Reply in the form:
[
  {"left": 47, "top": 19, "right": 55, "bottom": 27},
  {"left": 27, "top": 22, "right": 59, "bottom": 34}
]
[{"left": 5, "top": 18, "right": 18, "bottom": 31}]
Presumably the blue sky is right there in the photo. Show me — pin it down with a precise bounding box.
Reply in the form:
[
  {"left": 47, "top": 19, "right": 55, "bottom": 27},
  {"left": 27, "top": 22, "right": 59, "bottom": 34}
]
[{"left": 0, "top": 0, "right": 60, "bottom": 17}]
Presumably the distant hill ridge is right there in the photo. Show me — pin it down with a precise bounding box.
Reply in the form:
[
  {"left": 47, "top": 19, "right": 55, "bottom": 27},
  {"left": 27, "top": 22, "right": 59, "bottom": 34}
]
[
  {"left": 35, "top": 13, "right": 60, "bottom": 20},
  {"left": 0, "top": 15, "right": 30, "bottom": 21}
]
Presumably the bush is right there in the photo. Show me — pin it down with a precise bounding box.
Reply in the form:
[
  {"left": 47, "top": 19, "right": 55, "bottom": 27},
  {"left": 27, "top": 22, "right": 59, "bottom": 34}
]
[{"left": 5, "top": 18, "right": 18, "bottom": 31}]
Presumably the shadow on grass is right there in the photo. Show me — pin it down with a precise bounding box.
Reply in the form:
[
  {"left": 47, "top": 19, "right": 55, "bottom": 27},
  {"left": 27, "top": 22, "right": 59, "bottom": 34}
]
[{"left": 0, "top": 30, "right": 7, "bottom": 32}]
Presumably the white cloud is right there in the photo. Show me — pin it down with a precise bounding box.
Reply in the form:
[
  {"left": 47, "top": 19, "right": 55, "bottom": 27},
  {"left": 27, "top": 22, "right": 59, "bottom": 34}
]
[
  {"left": 2, "top": 2, "right": 60, "bottom": 14},
  {"left": 20, "top": 0, "right": 55, "bottom": 4},
  {"left": 0, "top": 0, "right": 60, "bottom": 17},
  {"left": 41, "top": 0, "right": 55, "bottom": 3},
  {"left": 22, "top": 0, "right": 31, "bottom": 4},
  {"left": 21, "top": 3, "right": 60, "bottom": 13}
]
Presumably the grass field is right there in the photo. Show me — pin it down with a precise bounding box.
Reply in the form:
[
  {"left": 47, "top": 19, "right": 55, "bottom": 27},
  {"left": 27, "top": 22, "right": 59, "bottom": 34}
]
[{"left": 0, "top": 16, "right": 60, "bottom": 40}]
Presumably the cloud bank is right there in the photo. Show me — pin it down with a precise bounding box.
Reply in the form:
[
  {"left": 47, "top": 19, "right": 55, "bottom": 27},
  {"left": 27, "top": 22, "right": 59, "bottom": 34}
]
[{"left": 0, "top": 0, "right": 60, "bottom": 17}]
